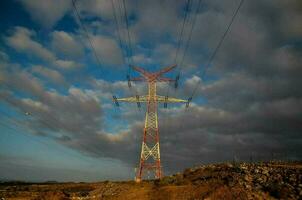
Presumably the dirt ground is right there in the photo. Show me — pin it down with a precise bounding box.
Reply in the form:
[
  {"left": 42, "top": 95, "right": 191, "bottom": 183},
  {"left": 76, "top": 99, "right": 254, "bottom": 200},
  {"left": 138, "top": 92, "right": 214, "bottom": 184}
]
[{"left": 0, "top": 161, "right": 301, "bottom": 200}]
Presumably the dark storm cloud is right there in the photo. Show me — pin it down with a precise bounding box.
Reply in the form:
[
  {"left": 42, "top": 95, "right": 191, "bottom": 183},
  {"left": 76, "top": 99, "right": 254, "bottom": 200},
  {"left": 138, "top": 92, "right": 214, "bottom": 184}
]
[
  {"left": 155, "top": 0, "right": 302, "bottom": 172},
  {"left": 157, "top": 102, "right": 302, "bottom": 173}
]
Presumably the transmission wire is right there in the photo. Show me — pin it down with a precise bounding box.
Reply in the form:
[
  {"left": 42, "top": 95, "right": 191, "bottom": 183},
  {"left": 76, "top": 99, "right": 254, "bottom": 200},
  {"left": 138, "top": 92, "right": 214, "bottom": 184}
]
[
  {"left": 71, "top": 0, "right": 103, "bottom": 71},
  {"left": 174, "top": 0, "right": 193, "bottom": 64},
  {"left": 110, "top": 1, "right": 144, "bottom": 132},
  {"left": 190, "top": 0, "right": 245, "bottom": 99},
  {"left": 121, "top": 0, "right": 143, "bottom": 116},
  {"left": 111, "top": 0, "right": 128, "bottom": 67},
  {"left": 178, "top": 0, "right": 202, "bottom": 75},
  {"left": 71, "top": 0, "right": 124, "bottom": 129},
  {"left": 122, "top": 0, "right": 134, "bottom": 66},
  {"left": 161, "top": 0, "right": 196, "bottom": 138}
]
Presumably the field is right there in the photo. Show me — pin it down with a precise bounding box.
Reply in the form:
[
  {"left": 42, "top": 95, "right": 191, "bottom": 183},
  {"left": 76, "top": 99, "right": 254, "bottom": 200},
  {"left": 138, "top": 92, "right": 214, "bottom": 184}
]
[{"left": 1, "top": 161, "right": 301, "bottom": 200}]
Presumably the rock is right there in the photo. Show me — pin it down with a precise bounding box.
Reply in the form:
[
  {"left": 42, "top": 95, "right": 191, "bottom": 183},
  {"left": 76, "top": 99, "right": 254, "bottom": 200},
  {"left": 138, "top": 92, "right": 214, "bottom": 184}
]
[
  {"left": 289, "top": 174, "right": 297, "bottom": 183},
  {"left": 244, "top": 175, "right": 252, "bottom": 182},
  {"left": 240, "top": 166, "right": 248, "bottom": 170},
  {"left": 262, "top": 169, "right": 269, "bottom": 176},
  {"left": 244, "top": 184, "right": 251, "bottom": 190},
  {"left": 226, "top": 163, "right": 233, "bottom": 168}
]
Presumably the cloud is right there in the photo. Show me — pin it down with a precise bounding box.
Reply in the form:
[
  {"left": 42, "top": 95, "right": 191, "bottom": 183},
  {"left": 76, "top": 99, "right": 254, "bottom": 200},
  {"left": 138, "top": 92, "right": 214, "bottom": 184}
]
[
  {"left": 53, "top": 59, "right": 83, "bottom": 69},
  {"left": 1, "top": 59, "right": 139, "bottom": 167},
  {"left": 76, "top": 0, "right": 113, "bottom": 19},
  {"left": 31, "top": 65, "right": 67, "bottom": 86},
  {"left": 18, "top": 0, "right": 71, "bottom": 28},
  {"left": 157, "top": 102, "right": 302, "bottom": 172},
  {"left": 20, "top": 98, "right": 49, "bottom": 113},
  {"left": 4, "top": 26, "right": 55, "bottom": 62},
  {"left": 132, "top": 0, "right": 182, "bottom": 45},
  {"left": 4, "top": 66, "right": 45, "bottom": 97},
  {"left": 132, "top": 54, "right": 153, "bottom": 65},
  {"left": 4, "top": 26, "right": 83, "bottom": 70},
  {"left": 51, "top": 31, "right": 84, "bottom": 59},
  {"left": 0, "top": 51, "right": 9, "bottom": 61},
  {"left": 91, "top": 35, "right": 123, "bottom": 66},
  {"left": 1, "top": 66, "right": 103, "bottom": 136}
]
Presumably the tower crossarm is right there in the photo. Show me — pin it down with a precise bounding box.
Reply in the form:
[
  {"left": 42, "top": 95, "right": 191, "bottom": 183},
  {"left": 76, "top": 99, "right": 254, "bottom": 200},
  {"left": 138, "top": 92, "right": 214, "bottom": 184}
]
[
  {"left": 115, "top": 95, "right": 149, "bottom": 103},
  {"left": 114, "top": 95, "right": 188, "bottom": 103},
  {"left": 156, "top": 95, "right": 188, "bottom": 103},
  {"left": 130, "top": 65, "right": 177, "bottom": 82},
  {"left": 156, "top": 64, "right": 177, "bottom": 76}
]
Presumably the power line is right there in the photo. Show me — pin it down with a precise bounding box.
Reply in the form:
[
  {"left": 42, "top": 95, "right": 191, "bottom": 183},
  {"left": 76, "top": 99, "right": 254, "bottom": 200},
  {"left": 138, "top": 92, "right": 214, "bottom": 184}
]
[
  {"left": 111, "top": 0, "right": 135, "bottom": 84},
  {"left": 178, "top": 0, "right": 202, "bottom": 75},
  {"left": 116, "top": 0, "right": 143, "bottom": 116},
  {"left": 71, "top": 0, "right": 103, "bottom": 70},
  {"left": 165, "top": 0, "right": 197, "bottom": 96},
  {"left": 114, "top": 0, "right": 135, "bottom": 73},
  {"left": 174, "top": 0, "right": 193, "bottom": 64},
  {"left": 111, "top": 0, "right": 127, "bottom": 66},
  {"left": 162, "top": 0, "right": 197, "bottom": 141},
  {"left": 71, "top": 0, "right": 125, "bottom": 125},
  {"left": 122, "top": 0, "right": 134, "bottom": 66},
  {"left": 71, "top": 0, "right": 124, "bottom": 120},
  {"left": 190, "top": 0, "right": 244, "bottom": 99},
  {"left": 115, "top": 0, "right": 133, "bottom": 81}
]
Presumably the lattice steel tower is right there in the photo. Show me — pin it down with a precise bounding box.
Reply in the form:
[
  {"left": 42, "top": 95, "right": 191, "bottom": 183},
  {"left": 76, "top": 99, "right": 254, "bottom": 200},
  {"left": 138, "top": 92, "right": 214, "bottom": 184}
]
[{"left": 113, "top": 65, "right": 188, "bottom": 182}]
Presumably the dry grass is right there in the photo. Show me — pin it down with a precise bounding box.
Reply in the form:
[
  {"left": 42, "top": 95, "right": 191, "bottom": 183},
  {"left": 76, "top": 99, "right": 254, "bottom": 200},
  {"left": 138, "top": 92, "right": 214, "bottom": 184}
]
[{"left": 1, "top": 161, "right": 301, "bottom": 200}]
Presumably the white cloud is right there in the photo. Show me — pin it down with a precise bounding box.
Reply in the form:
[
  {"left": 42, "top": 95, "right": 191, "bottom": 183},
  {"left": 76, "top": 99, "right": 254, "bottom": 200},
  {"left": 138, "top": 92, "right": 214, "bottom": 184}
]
[
  {"left": 182, "top": 75, "right": 202, "bottom": 96},
  {"left": 91, "top": 35, "right": 123, "bottom": 66},
  {"left": 69, "top": 87, "right": 99, "bottom": 102},
  {"left": 8, "top": 68, "right": 44, "bottom": 96},
  {"left": 51, "top": 31, "right": 84, "bottom": 59},
  {"left": 132, "top": 54, "right": 153, "bottom": 65},
  {"left": 5, "top": 26, "right": 55, "bottom": 62},
  {"left": 132, "top": 0, "right": 181, "bottom": 43},
  {"left": 19, "top": 0, "right": 71, "bottom": 28},
  {"left": 5, "top": 27, "right": 83, "bottom": 70},
  {"left": 54, "top": 59, "right": 83, "bottom": 70},
  {"left": 21, "top": 98, "right": 49, "bottom": 112},
  {"left": 31, "top": 65, "right": 67, "bottom": 85}
]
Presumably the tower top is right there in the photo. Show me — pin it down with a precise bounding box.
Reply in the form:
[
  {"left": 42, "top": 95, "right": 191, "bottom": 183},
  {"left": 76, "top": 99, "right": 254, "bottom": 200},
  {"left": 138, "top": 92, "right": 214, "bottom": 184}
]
[{"left": 130, "top": 65, "right": 177, "bottom": 82}]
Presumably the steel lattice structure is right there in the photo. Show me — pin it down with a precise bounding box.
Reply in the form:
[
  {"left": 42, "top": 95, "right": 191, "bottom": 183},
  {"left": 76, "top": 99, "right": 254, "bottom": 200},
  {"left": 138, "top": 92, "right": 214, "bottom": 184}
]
[{"left": 114, "top": 65, "right": 188, "bottom": 182}]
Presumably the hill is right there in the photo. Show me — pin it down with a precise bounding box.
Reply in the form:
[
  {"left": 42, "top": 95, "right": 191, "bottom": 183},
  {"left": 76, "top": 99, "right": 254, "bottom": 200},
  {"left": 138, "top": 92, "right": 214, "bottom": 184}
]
[{"left": 0, "top": 161, "right": 301, "bottom": 199}]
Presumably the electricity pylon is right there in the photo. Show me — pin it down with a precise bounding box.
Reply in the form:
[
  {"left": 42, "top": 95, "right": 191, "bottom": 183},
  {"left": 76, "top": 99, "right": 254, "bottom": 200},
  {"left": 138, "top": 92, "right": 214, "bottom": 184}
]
[{"left": 113, "top": 65, "right": 189, "bottom": 182}]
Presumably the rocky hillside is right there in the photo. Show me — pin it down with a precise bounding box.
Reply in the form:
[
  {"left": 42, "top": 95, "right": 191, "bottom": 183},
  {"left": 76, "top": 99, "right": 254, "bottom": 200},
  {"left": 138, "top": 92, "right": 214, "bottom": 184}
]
[{"left": 0, "top": 161, "right": 301, "bottom": 200}]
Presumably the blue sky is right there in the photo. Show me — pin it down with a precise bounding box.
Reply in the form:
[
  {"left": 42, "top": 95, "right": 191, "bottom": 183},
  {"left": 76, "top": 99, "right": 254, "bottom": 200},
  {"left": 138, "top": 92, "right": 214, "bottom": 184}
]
[{"left": 0, "top": 0, "right": 302, "bottom": 182}]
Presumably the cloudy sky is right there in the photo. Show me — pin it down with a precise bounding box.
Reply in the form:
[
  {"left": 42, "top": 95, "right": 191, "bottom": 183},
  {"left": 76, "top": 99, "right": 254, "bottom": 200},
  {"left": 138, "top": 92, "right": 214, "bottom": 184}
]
[{"left": 0, "top": 0, "right": 301, "bottom": 182}]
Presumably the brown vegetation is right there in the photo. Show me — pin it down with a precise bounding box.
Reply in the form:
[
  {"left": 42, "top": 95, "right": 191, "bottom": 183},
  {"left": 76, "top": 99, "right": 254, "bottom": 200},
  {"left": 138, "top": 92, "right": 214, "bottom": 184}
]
[{"left": 0, "top": 161, "right": 301, "bottom": 200}]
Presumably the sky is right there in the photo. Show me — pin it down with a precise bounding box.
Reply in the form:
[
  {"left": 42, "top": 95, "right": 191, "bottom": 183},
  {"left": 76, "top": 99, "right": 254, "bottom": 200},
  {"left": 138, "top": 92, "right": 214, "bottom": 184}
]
[{"left": 0, "top": 0, "right": 301, "bottom": 182}]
